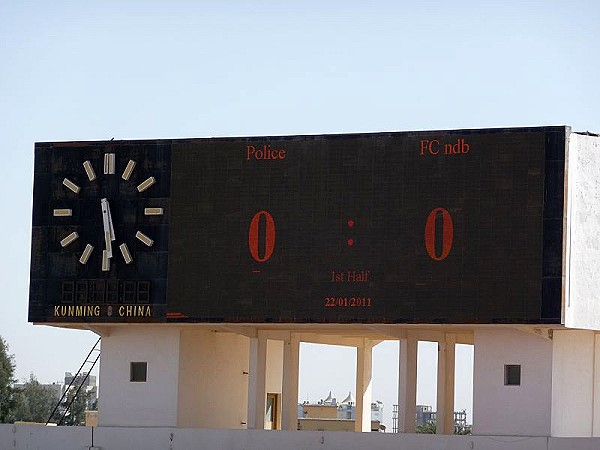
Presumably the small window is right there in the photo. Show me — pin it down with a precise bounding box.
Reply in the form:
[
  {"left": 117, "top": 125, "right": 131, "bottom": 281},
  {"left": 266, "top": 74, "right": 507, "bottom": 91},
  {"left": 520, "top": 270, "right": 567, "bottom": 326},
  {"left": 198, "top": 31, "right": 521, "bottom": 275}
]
[
  {"left": 504, "top": 364, "right": 521, "bottom": 386},
  {"left": 130, "top": 362, "right": 147, "bottom": 382}
]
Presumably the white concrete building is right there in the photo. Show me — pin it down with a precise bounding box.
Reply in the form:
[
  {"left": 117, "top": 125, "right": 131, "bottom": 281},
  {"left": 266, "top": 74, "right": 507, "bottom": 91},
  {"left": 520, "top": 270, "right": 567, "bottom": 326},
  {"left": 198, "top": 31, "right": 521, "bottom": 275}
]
[
  {"left": 87, "top": 323, "right": 600, "bottom": 436},
  {"left": 29, "top": 129, "right": 600, "bottom": 438}
]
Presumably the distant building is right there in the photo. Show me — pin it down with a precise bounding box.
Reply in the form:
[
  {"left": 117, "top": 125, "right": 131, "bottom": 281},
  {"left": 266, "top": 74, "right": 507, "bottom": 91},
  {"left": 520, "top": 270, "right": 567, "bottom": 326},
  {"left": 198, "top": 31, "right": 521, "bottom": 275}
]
[
  {"left": 63, "top": 372, "right": 97, "bottom": 409},
  {"left": 392, "top": 404, "right": 469, "bottom": 433},
  {"left": 416, "top": 405, "right": 436, "bottom": 427},
  {"left": 298, "top": 392, "right": 385, "bottom": 432},
  {"left": 371, "top": 400, "right": 384, "bottom": 423},
  {"left": 337, "top": 392, "right": 355, "bottom": 420}
]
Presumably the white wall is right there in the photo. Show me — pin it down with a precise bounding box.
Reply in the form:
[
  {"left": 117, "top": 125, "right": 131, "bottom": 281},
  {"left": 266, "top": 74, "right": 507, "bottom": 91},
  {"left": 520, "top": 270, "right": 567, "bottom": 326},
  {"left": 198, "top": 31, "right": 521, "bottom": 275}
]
[
  {"left": 5, "top": 424, "right": 600, "bottom": 450},
  {"left": 551, "top": 329, "right": 595, "bottom": 437},
  {"left": 98, "top": 326, "right": 181, "bottom": 427},
  {"left": 177, "top": 329, "right": 250, "bottom": 428},
  {"left": 473, "top": 328, "right": 553, "bottom": 436},
  {"left": 564, "top": 133, "right": 600, "bottom": 330},
  {"left": 0, "top": 425, "right": 90, "bottom": 450}
]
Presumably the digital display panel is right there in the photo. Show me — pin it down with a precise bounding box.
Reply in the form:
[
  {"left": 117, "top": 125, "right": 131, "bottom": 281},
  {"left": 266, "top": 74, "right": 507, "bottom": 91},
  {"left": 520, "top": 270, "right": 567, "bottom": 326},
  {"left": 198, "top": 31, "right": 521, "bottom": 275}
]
[{"left": 29, "top": 127, "right": 567, "bottom": 324}]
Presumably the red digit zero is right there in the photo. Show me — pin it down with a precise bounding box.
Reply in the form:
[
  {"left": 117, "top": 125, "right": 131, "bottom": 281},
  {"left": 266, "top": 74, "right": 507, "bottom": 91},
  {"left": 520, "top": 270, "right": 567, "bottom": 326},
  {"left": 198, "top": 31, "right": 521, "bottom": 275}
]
[
  {"left": 424, "top": 207, "right": 453, "bottom": 261},
  {"left": 249, "top": 211, "right": 276, "bottom": 262}
]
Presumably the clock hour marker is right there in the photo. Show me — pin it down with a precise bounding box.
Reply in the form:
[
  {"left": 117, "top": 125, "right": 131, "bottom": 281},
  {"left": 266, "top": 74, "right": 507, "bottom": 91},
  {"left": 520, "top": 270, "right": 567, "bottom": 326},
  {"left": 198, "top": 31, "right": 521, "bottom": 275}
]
[
  {"left": 83, "top": 160, "right": 96, "bottom": 181},
  {"left": 102, "top": 250, "right": 110, "bottom": 271},
  {"left": 119, "top": 243, "right": 133, "bottom": 264},
  {"left": 62, "top": 178, "right": 80, "bottom": 194},
  {"left": 122, "top": 160, "right": 136, "bottom": 180},
  {"left": 104, "top": 153, "right": 115, "bottom": 175},
  {"left": 79, "top": 244, "right": 94, "bottom": 264},
  {"left": 60, "top": 232, "right": 78, "bottom": 248},
  {"left": 53, "top": 209, "right": 72, "bottom": 217},
  {"left": 137, "top": 177, "right": 156, "bottom": 192},
  {"left": 144, "top": 207, "right": 163, "bottom": 216},
  {"left": 135, "top": 231, "right": 154, "bottom": 247}
]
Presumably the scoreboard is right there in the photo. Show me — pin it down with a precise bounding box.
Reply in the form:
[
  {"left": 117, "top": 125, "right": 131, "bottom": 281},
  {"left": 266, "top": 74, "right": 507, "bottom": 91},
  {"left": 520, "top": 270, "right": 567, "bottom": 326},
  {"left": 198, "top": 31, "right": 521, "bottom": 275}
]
[{"left": 29, "top": 126, "right": 567, "bottom": 324}]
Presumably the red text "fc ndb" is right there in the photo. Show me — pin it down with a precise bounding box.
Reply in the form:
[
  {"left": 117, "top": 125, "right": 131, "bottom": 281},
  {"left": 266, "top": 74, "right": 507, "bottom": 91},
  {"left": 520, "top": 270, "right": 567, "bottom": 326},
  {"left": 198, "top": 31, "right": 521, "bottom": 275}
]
[{"left": 419, "top": 139, "right": 470, "bottom": 156}]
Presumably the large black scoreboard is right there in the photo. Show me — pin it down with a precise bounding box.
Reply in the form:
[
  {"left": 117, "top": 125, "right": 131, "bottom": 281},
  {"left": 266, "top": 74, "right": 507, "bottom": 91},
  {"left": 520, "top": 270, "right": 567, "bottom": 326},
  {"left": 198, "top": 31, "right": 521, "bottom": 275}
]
[{"left": 29, "top": 126, "right": 567, "bottom": 324}]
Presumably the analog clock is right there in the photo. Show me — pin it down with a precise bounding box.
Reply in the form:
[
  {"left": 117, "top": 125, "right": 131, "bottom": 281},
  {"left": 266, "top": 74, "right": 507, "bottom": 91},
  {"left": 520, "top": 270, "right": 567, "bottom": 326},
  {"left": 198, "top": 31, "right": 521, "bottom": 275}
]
[
  {"left": 31, "top": 142, "right": 171, "bottom": 311},
  {"left": 55, "top": 152, "right": 163, "bottom": 271}
]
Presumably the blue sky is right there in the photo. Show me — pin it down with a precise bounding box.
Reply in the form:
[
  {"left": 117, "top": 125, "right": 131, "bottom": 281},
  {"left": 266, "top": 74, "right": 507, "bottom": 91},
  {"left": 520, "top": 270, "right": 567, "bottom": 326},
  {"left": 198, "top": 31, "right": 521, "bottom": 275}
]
[{"left": 1, "top": 0, "right": 599, "bottom": 428}]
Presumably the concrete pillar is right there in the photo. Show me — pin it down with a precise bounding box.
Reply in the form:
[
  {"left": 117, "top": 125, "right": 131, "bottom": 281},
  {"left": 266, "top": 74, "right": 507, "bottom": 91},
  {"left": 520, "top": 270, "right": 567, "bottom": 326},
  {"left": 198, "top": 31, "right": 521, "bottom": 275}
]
[
  {"left": 355, "top": 339, "right": 374, "bottom": 432},
  {"left": 397, "top": 335, "right": 418, "bottom": 433},
  {"left": 594, "top": 334, "right": 600, "bottom": 437},
  {"left": 436, "top": 333, "right": 456, "bottom": 435},
  {"left": 551, "top": 329, "right": 594, "bottom": 437},
  {"left": 552, "top": 329, "right": 595, "bottom": 437},
  {"left": 246, "top": 337, "right": 258, "bottom": 428},
  {"left": 281, "top": 333, "right": 300, "bottom": 430},
  {"left": 250, "top": 332, "right": 268, "bottom": 429}
]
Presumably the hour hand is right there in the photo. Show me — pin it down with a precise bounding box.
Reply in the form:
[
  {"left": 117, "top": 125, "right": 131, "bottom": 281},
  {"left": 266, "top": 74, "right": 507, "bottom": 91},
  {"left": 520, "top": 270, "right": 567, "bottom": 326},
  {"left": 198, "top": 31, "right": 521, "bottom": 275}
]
[{"left": 101, "top": 198, "right": 115, "bottom": 257}]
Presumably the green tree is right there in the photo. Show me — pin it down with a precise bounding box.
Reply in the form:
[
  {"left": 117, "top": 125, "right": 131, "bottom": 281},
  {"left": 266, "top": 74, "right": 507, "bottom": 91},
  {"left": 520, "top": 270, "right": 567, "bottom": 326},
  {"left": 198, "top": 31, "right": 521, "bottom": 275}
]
[
  {"left": 455, "top": 423, "right": 472, "bottom": 435},
  {"left": 0, "top": 336, "right": 18, "bottom": 423},
  {"left": 415, "top": 420, "right": 473, "bottom": 435},
  {"left": 13, "top": 374, "right": 60, "bottom": 424},
  {"left": 416, "top": 421, "right": 436, "bottom": 434},
  {"left": 59, "top": 387, "right": 91, "bottom": 426}
]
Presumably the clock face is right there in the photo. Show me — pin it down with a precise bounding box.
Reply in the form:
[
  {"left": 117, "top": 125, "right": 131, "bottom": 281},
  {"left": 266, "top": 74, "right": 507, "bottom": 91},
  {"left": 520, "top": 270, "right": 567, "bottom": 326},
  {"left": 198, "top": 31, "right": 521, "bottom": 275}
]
[
  {"left": 54, "top": 152, "right": 162, "bottom": 272},
  {"left": 30, "top": 142, "right": 170, "bottom": 317}
]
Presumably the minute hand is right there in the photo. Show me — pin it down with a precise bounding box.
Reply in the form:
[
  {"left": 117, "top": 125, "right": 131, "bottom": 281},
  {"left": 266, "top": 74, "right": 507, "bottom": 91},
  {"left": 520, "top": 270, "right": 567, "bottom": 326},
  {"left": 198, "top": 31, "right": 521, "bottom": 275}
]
[{"left": 101, "top": 198, "right": 115, "bottom": 257}]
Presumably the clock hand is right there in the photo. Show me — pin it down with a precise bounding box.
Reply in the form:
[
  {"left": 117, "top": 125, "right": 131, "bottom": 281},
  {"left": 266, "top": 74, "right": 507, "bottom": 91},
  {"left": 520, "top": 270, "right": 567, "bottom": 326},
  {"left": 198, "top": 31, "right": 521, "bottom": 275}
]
[
  {"left": 101, "top": 198, "right": 115, "bottom": 258},
  {"left": 106, "top": 199, "right": 115, "bottom": 242}
]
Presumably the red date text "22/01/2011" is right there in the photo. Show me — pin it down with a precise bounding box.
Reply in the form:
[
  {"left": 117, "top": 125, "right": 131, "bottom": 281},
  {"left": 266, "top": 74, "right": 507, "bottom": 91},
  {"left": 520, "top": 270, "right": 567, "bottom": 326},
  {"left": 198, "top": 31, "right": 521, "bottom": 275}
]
[{"left": 324, "top": 297, "right": 372, "bottom": 307}]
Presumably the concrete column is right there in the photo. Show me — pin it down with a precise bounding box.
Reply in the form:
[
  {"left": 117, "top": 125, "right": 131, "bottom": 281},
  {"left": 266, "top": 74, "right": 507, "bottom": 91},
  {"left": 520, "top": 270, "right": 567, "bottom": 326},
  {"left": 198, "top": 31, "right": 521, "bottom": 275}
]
[
  {"left": 551, "top": 329, "right": 594, "bottom": 437},
  {"left": 281, "top": 333, "right": 300, "bottom": 430},
  {"left": 594, "top": 334, "right": 600, "bottom": 437},
  {"left": 436, "top": 333, "right": 456, "bottom": 435},
  {"left": 250, "top": 332, "right": 268, "bottom": 429},
  {"left": 246, "top": 337, "right": 258, "bottom": 429},
  {"left": 355, "top": 339, "right": 374, "bottom": 432},
  {"left": 397, "top": 335, "right": 418, "bottom": 433}
]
